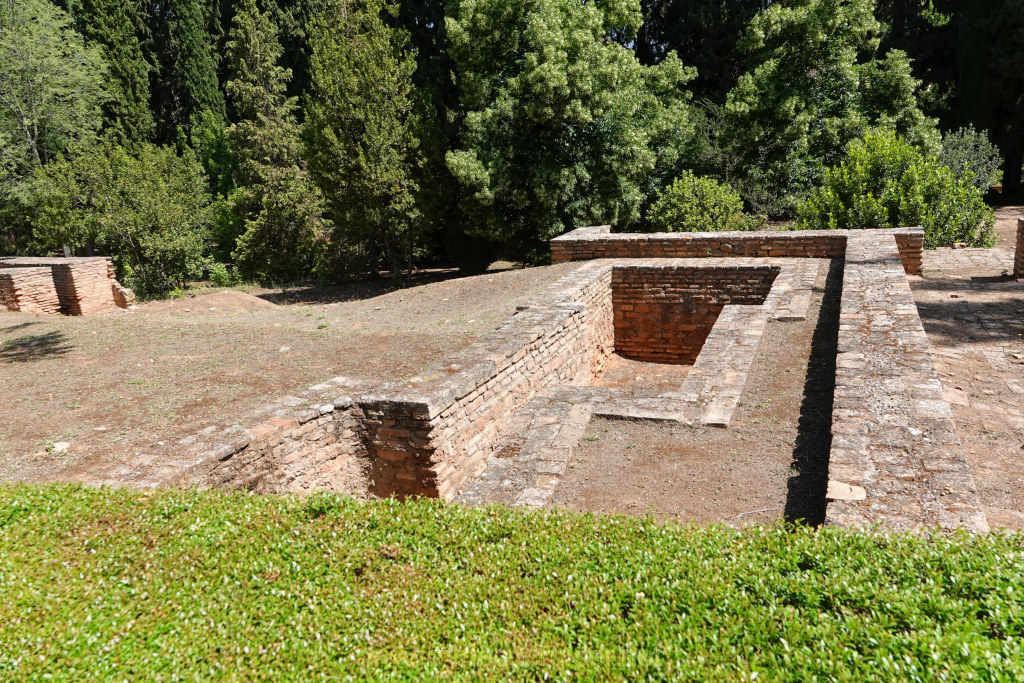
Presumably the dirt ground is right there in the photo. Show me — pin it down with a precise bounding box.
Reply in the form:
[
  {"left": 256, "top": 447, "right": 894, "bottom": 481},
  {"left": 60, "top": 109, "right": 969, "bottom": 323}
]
[
  {"left": 551, "top": 260, "right": 839, "bottom": 527},
  {"left": 0, "top": 263, "right": 578, "bottom": 482},
  {"left": 592, "top": 355, "right": 691, "bottom": 394},
  {"left": 911, "top": 205, "right": 1024, "bottom": 530}
]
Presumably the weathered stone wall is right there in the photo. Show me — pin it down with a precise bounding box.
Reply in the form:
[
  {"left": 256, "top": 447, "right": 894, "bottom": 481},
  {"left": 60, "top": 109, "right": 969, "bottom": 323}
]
[
  {"left": 1015, "top": 218, "right": 1024, "bottom": 278},
  {"left": 826, "top": 233, "right": 986, "bottom": 532},
  {"left": 357, "top": 263, "right": 615, "bottom": 499},
  {"left": 551, "top": 226, "right": 925, "bottom": 276},
  {"left": 612, "top": 265, "right": 778, "bottom": 364},
  {"left": 198, "top": 400, "right": 369, "bottom": 495},
  {"left": 0, "top": 268, "right": 62, "bottom": 314},
  {"left": 0, "top": 256, "right": 132, "bottom": 314}
]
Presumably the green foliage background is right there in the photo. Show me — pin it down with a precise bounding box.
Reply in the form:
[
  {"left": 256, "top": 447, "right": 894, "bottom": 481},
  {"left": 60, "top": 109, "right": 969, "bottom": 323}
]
[
  {"left": 798, "top": 130, "right": 995, "bottom": 248},
  {"left": 0, "top": 0, "right": 1020, "bottom": 287},
  {"left": 648, "top": 171, "right": 759, "bottom": 233}
]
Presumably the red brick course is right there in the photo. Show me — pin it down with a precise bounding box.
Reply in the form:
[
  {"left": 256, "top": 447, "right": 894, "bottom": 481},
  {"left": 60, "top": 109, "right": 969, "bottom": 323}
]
[
  {"left": 550, "top": 226, "right": 924, "bottom": 276},
  {"left": 0, "top": 256, "right": 131, "bottom": 314},
  {"left": 612, "top": 265, "right": 778, "bottom": 364}
]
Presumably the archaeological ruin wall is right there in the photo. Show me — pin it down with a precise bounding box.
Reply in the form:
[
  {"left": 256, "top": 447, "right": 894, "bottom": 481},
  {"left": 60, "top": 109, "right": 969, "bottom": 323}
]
[
  {"left": 115, "top": 223, "right": 987, "bottom": 533},
  {"left": 0, "top": 267, "right": 62, "bottom": 314},
  {"left": 612, "top": 265, "right": 779, "bottom": 364},
  {"left": 0, "top": 257, "right": 133, "bottom": 315}
]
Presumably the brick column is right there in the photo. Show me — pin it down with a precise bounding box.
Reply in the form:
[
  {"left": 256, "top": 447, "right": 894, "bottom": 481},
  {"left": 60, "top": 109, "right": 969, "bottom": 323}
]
[{"left": 1015, "top": 218, "right": 1024, "bottom": 278}]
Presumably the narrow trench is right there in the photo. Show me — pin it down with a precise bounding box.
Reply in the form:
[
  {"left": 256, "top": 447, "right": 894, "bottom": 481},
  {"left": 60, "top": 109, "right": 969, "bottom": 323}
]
[{"left": 784, "top": 257, "right": 845, "bottom": 525}]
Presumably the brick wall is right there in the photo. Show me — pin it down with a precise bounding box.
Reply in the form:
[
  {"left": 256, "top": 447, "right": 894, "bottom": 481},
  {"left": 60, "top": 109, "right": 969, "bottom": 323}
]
[
  {"left": 612, "top": 265, "right": 779, "bottom": 364},
  {"left": 550, "top": 226, "right": 925, "bottom": 276},
  {"left": 357, "top": 263, "right": 615, "bottom": 499},
  {"left": 0, "top": 257, "right": 130, "bottom": 314},
  {"left": 199, "top": 401, "right": 369, "bottom": 494},
  {"left": 0, "top": 268, "right": 62, "bottom": 314}
]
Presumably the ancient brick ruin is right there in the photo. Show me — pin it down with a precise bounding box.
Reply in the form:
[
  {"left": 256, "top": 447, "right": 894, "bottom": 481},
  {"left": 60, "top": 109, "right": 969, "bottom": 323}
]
[
  {"left": 94, "top": 225, "right": 988, "bottom": 533},
  {"left": 0, "top": 257, "right": 133, "bottom": 315},
  {"left": 612, "top": 264, "right": 778, "bottom": 364}
]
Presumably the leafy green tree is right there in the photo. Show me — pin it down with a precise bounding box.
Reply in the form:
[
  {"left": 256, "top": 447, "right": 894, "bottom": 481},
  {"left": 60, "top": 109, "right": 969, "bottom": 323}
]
[
  {"left": 723, "top": 0, "right": 939, "bottom": 215},
  {"left": 305, "top": 0, "right": 421, "bottom": 275},
  {"left": 875, "top": 0, "right": 957, "bottom": 121},
  {"left": 61, "top": 0, "right": 155, "bottom": 145},
  {"left": 0, "top": 0, "right": 110, "bottom": 254},
  {"left": 648, "top": 171, "right": 760, "bottom": 232},
  {"left": 31, "top": 141, "right": 212, "bottom": 296},
  {"left": 444, "top": 0, "right": 696, "bottom": 263},
  {"left": 225, "top": 0, "right": 329, "bottom": 282},
  {"left": 797, "top": 130, "right": 994, "bottom": 248},
  {"left": 0, "top": 0, "right": 109, "bottom": 175},
  {"left": 634, "top": 0, "right": 768, "bottom": 103}
]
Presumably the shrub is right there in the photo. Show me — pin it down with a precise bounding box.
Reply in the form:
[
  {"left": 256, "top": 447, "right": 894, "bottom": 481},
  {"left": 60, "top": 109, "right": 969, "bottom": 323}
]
[
  {"left": 648, "top": 172, "right": 760, "bottom": 232},
  {"left": 939, "top": 125, "right": 1003, "bottom": 192},
  {"left": 32, "top": 140, "right": 212, "bottom": 296},
  {"left": 208, "top": 263, "right": 233, "bottom": 287},
  {"left": 797, "top": 131, "right": 995, "bottom": 248}
]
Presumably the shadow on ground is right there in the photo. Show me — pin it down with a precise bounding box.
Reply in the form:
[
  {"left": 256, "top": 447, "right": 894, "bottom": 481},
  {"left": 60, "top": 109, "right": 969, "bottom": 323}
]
[
  {"left": 915, "top": 298, "right": 1024, "bottom": 345},
  {"left": 0, "top": 331, "right": 73, "bottom": 363},
  {"left": 0, "top": 321, "right": 39, "bottom": 336},
  {"left": 785, "top": 257, "right": 844, "bottom": 526}
]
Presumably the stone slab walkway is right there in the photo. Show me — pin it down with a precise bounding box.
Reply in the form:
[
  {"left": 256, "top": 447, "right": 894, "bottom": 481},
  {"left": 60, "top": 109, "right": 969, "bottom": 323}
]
[
  {"left": 913, "top": 235, "right": 1024, "bottom": 530},
  {"left": 826, "top": 234, "right": 987, "bottom": 532}
]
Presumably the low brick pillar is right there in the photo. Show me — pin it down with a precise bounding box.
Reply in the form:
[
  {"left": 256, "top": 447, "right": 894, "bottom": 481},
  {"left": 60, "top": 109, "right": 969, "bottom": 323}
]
[
  {"left": 1015, "top": 218, "right": 1024, "bottom": 278},
  {"left": 0, "top": 267, "right": 62, "bottom": 314}
]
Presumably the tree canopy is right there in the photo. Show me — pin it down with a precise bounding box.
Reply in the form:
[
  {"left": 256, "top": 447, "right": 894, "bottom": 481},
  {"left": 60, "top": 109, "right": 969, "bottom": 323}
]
[
  {"left": 0, "top": 0, "right": 1017, "bottom": 281},
  {"left": 445, "top": 0, "right": 696, "bottom": 260}
]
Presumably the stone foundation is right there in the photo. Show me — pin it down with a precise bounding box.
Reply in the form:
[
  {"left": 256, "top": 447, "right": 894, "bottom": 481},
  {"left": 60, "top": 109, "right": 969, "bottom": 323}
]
[
  {"left": 826, "top": 234, "right": 986, "bottom": 532},
  {"left": 0, "top": 257, "right": 132, "bottom": 314},
  {"left": 103, "top": 224, "right": 986, "bottom": 532}
]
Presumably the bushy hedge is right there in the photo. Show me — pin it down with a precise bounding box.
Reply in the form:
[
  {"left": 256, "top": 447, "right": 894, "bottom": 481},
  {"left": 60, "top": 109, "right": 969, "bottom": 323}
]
[
  {"left": 2, "top": 484, "right": 1023, "bottom": 680},
  {"left": 648, "top": 171, "right": 760, "bottom": 232},
  {"left": 31, "top": 141, "right": 212, "bottom": 296},
  {"left": 939, "top": 125, "right": 1003, "bottom": 192},
  {"left": 798, "top": 131, "right": 995, "bottom": 248}
]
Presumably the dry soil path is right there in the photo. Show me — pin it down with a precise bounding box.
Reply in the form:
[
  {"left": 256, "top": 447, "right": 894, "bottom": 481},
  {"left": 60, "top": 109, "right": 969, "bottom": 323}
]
[{"left": 912, "top": 206, "right": 1024, "bottom": 530}]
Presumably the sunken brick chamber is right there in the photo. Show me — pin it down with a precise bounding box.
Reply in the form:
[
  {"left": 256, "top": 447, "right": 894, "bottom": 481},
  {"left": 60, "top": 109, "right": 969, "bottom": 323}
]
[
  {"left": 612, "top": 265, "right": 779, "bottom": 364},
  {"left": 197, "top": 261, "right": 784, "bottom": 500}
]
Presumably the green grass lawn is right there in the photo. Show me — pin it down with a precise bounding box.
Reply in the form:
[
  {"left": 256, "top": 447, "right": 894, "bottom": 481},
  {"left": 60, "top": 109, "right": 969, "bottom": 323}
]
[{"left": 1, "top": 485, "right": 1022, "bottom": 681}]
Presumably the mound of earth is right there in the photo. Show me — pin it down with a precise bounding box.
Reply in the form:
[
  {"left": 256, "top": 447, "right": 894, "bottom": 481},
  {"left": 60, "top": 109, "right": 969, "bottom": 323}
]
[{"left": 139, "top": 290, "right": 277, "bottom": 314}]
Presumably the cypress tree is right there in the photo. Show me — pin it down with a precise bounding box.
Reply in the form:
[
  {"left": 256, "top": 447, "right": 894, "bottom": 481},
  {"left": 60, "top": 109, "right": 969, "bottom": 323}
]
[
  {"left": 305, "top": 0, "right": 421, "bottom": 276},
  {"left": 145, "top": 0, "right": 224, "bottom": 141},
  {"left": 65, "top": 0, "right": 155, "bottom": 144},
  {"left": 172, "top": 0, "right": 224, "bottom": 124},
  {"left": 225, "top": 0, "right": 328, "bottom": 281}
]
